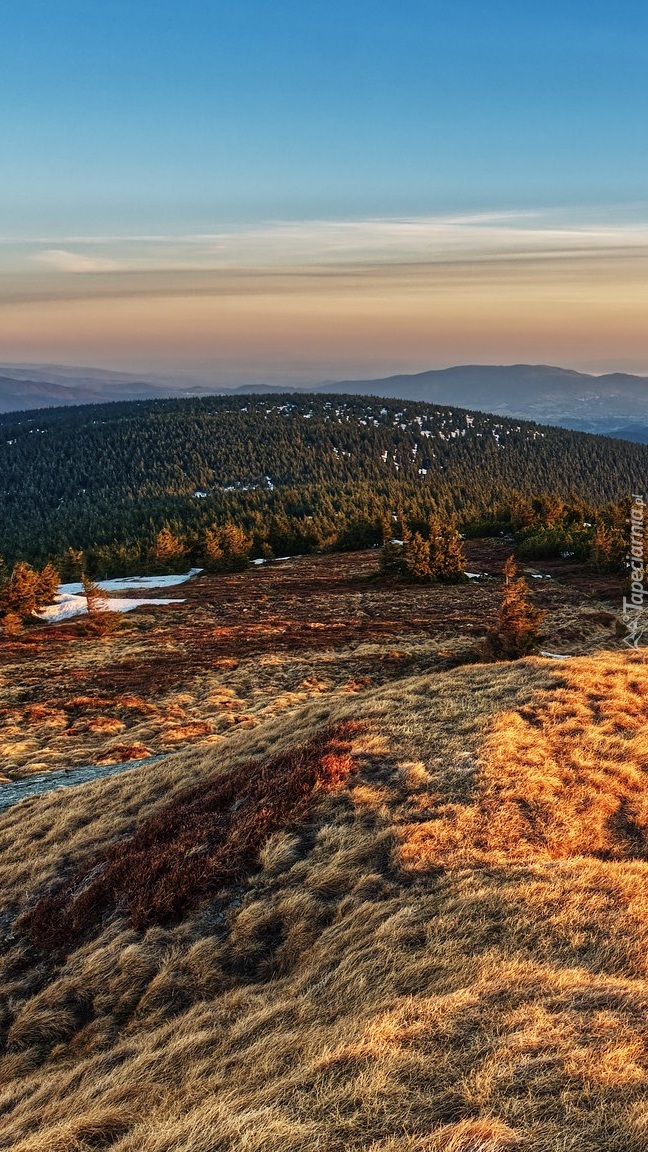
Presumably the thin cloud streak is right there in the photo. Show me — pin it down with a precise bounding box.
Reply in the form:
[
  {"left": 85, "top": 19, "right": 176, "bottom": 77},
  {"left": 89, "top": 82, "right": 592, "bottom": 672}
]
[
  {"left": 1, "top": 210, "right": 648, "bottom": 377},
  {"left": 4, "top": 210, "right": 648, "bottom": 285},
  {"left": 34, "top": 249, "right": 122, "bottom": 274}
]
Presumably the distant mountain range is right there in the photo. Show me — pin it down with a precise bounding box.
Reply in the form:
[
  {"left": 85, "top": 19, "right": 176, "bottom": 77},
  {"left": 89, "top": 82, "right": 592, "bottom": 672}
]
[
  {"left": 1, "top": 361, "right": 648, "bottom": 441},
  {"left": 312, "top": 365, "right": 648, "bottom": 442}
]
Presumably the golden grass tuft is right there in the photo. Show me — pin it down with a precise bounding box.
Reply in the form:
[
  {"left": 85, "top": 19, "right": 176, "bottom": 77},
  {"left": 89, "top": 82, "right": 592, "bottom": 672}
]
[{"left": 400, "top": 652, "right": 648, "bottom": 871}]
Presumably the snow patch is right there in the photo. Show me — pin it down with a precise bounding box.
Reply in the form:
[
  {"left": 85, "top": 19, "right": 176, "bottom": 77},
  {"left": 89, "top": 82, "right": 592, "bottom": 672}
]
[
  {"left": 37, "top": 594, "right": 185, "bottom": 624},
  {"left": 58, "top": 569, "right": 203, "bottom": 595}
]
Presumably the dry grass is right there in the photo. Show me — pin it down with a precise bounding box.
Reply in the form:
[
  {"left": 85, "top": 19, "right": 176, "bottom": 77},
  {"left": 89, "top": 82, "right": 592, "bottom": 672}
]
[
  {"left": 0, "top": 544, "right": 624, "bottom": 780},
  {"left": 400, "top": 652, "right": 648, "bottom": 869},
  {"left": 1, "top": 565, "right": 647, "bottom": 1149}
]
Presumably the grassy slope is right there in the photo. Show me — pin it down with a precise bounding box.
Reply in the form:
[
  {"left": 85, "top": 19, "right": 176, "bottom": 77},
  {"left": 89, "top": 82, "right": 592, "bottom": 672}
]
[{"left": 3, "top": 653, "right": 648, "bottom": 1150}]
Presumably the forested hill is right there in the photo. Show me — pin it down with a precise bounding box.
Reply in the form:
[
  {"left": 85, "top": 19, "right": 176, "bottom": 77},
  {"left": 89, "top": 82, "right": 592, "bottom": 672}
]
[{"left": 1, "top": 393, "right": 647, "bottom": 565}]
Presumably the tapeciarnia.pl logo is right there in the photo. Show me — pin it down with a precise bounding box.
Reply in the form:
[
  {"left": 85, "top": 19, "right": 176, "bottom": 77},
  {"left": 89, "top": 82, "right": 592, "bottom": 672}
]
[{"left": 622, "top": 493, "right": 646, "bottom": 649}]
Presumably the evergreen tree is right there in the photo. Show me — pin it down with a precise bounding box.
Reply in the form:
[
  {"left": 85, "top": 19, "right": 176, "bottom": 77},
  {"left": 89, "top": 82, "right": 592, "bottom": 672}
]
[
  {"left": 484, "top": 556, "right": 544, "bottom": 660},
  {"left": 220, "top": 523, "right": 252, "bottom": 570},
  {"left": 82, "top": 572, "right": 119, "bottom": 636},
  {"left": 153, "top": 526, "right": 186, "bottom": 570},
  {"left": 82, "top": 572, "right": 107, "bottom": 615},
  {"left": 2, "top": 562, "right": 39, "bottom": 620},
  {"left": 35, "top": 563, "right": 60, "bottom": 607},
  {"left": 434, "top": 526, "right": 468, "bottom": 583},
  {"left": 204, "top": 526, "right": 225, "bottom": 570},
  {"left": 203, "top": 522, "right": 251, "bottom": 572},
  {"left": 404, "top": 532, "right": 433, "bottom": 582},
  {"left": 590, "top": 522, "right": 614, "bottom": 572},
  {"left": 510, "top": 495, "right": 536, "bottom": 530},
  {"left": 1, "top": 560, "right": 59, "bottom": 626},
  {"left": 379, "top": 539, "right": 407, "bottom": 576},
  {"left": 60, "top": 547, "right": 84, "bottom": 582}
]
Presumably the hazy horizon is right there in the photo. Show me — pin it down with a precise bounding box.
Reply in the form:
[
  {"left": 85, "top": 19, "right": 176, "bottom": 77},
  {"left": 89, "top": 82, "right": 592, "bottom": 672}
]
[{"left": 3, "top": 351, "right": 648, "bottom": 390}]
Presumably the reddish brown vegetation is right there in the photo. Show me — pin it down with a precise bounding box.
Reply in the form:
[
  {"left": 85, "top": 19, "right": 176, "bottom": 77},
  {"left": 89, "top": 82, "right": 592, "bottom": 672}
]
[
  {"left": 484, "top": 556, "right": 545, "bottom": 660},
  {"left": 21, "top": 721, "right": 362, "bottom": 952},
  {"left": 0, "top": 546, "right": 624, "bottom": 778},
  {"left": 8, "top": 543, "right": 607, "bottom": 698}
]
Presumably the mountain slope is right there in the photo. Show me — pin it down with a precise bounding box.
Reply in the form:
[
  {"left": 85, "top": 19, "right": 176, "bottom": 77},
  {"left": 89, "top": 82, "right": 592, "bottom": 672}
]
[
  {"left": 1, "top": 393, "right": 647, "bottom": 563},
  {"left": 0, "top": 373, "right": 170, "bottom": 413},
  {"left": 2, "top": 651, "right": 648, "bottom": 1150},
  {"left": 0, "top": 363, "right": 287, "bottom": 413}
]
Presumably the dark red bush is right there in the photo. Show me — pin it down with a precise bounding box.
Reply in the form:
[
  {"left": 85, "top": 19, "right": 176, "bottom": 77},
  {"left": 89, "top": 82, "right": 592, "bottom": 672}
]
[{"left": 21, "top": 722, "right": 362, "bottom": 953}]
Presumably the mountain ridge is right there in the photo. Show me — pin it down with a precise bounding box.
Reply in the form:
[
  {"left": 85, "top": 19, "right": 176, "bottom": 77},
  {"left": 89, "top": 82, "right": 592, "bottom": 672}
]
[{"left": 2, "top": 361, "right": 648, "bottom": 440}]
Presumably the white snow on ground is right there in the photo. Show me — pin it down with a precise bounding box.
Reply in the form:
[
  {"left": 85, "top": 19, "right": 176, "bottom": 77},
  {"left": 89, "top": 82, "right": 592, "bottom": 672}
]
[
  {"left": 465, "top": 572, "right": 482, "bottom": 579},
  {"left": 37, "top": 594, "right": 185, "bottom": 624},
  {"left": 539, "top": 651, "right": 571, "bottom": 660},
  {"left": 58, "top": 568, "right": 203, "bottom": 595}
]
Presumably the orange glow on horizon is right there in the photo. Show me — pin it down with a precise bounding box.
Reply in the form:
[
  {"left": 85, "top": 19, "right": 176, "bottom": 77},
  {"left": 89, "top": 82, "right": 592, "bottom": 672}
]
[{"left": 1, "top": 228, "right": 648, "bottom": 378}]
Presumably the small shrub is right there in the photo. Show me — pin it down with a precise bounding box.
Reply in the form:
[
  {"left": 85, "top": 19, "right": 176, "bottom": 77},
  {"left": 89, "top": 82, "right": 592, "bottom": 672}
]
[
  {"left": 484, "top": 556, "right": 544, "bottom": 661},
  {"left": 517, "top": 525, "right": 590, "bottom": 561},
  {"left": 1, "top": 610, "right": 24, "bottom": 637}
]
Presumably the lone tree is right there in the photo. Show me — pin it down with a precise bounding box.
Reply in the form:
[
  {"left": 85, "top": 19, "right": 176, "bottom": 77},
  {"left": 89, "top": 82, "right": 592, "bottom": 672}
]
[
  {"left": 82, "top": 572, "right": 118, "bottom": 637},
  {"left": 485, "top": 556, "right": 544, "bottom": 660},
  {"left": 82, "top": 572, "right": 107, "bottom": 615}
]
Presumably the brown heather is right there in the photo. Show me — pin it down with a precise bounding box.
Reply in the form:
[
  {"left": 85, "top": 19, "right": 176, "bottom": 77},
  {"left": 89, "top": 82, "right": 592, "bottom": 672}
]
[
  {"left": 20, "top": 722, "right": 360, "bottom": 949},
  {"left": 2, "top": 652, "right": 648, "bottom": 1149}
]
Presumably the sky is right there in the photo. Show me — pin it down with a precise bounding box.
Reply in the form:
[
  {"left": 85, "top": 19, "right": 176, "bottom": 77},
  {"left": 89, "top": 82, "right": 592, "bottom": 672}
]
[{"left": 1, "top": 0, "right": 648, "bottom": 382}]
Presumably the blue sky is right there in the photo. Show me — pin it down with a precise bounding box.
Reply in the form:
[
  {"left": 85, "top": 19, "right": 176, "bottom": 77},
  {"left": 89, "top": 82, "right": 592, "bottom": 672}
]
[
  {"left": 1, "top": 1, "right": 648, "bottom": 377},
  {"left": 3, "top": 0, "right": 647, "bottom": 232}
]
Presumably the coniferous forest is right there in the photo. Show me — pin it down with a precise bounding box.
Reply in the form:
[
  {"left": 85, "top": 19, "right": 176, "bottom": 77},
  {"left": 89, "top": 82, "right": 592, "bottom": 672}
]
[{"left": 1, "top": 392, "right": 646, "bottom": 574}]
